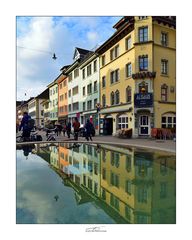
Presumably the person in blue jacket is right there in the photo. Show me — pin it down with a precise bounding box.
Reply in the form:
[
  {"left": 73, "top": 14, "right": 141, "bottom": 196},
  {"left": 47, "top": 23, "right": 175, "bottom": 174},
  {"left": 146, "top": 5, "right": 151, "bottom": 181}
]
[
  {"left": 19, "top": 112, "right": 32, "bottom": 141},
  {"left": 85, "top": 119, "right": 94, "bottom": 141}
]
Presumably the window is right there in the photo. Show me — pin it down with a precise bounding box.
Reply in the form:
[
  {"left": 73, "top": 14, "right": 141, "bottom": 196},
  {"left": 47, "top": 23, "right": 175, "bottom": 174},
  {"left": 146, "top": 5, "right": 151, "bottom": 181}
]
[
  {"left": 161, "top": 84, "right": 168, "bottom": 101},
  {"left": 110, "top": 193, "right": 119, "bottom": 210},
  {"left": 102, "top": 55, "right": 105, "bottom": 66},
  {"left": 83, "top": 175, "right": 86, "bottom": 186},
  {"left": 60, "top": 83, "right": 62, "bottom": 89},
  {"left": 161, "top": 114, "right": 176, "bottom": 129},
  {"left": 125, "top": 180, "right": 132, "bottom": 195},
  {"left": 50, "top": 89, "right": 52, "bottom": 96},
  {"left": 88, "top": 146, "right": 92, "bottom": 155},
  {"left": 161, "top": 59, "right": 168, "bottom": 75},
  {"left": 83, "top": 86, "right": 85, "bottom": 96},
  {"left": 56, "top": 87, "right": 58, "bottom": 93},
  {"left": 111, "top": 91, "right": 115, "bottom": 105},
  {"left": 126, "top": 63, "right": 132, "bottom": 77},
  {"left": 110, "top": 45, "right": 119, "bottom": 60},
  {"left": 110, "top": 172, "right": 119, "bottom": 188},
  {"left": 68, "top": 89, "right": 71, "bottom": 97},
  {"left": 161, "top": 32, "right": 168, "bottom": 46},
  {"left": 102, "top": 94, "right": 106, "bottom": 107},
  {"left": 93, "top": 60, "right": 97, "bottom": 72},
  {"left": 65, "top": 93, "right": 67, "bottom": 99},
  {"left": 126, "top": 36, "right": 131, "bottom": 50},
  {"left": 68, "top": 104, "right": 71, "bottom": 112},
  {"left": 125, "top": 206, "right": 131, "bottom": 221},
  {"left": 69, "top": 73, "right": 73, "bottom": 82},
  {"left": 94, "top": 81, "right": 97, "bottom": 92},
  {"left": 87, "top": 83, "right": 92, "bottom": 95},
  {"left": 72, "top": 86, "right": 78, "bottom": 95},
  {"left": 115, "top": 90, "right": 120, "bottom": 104},
  {"left": 118, "top": 115, "right": 128, "bottom": 129},
  {"left": 94, "top": 98, "right": 97, "bottom": 108},
  {"left": 94, "top": 182, "right": 98, "bottom": 195},
  {"left": 82, "top": 69, "right": 85, "bottom": 79},
  {"left": 94, "top": 163, "right": 98, "bottom": 175},
  {"left": 87, "top": 100, "right": 92, "bottom": 110},
  {"left": 74, "top": 68, "right": 79, "bottom": 78},
  {"left": 83, "top": 102, "right": 86, "bottom": 111},
  {"left": 102, "top": 188, "right": 106, "bottom": 200},
  {"left": 111, "top": 152, "right": 120, "bottom": 167},
  {"left": 110, "top": 69, "right": 119, "bottom": 84},
  {"left": 63, "top": 80, "right": 66, "bottom": 87},
  {"left": 139, "top": 27, "right": 148, "bottom": 42},
  {"left": 88, "top": 178, "right": 92, "bottom": 190},
  {"left": 73, "top": 102, "right": 79, "bottom": 111},
  {"left": 102, "top": 168, "right": 106, "bottom": 180},
  {"left": 138, "top": 16, "right": 147, "bottom": 20},
  {"left": 139, "top": 55, "right": 148, "bottom": 71},
  {"left": 126, "top": 155, "right": 132, "bottom": 172},
  {"left": 160, "top": 182, "right": 167, "bottom": 198},
  {"left": 126, "top": 86, "right": 132, "bottom": 102},
  {"left": 87, "top": 64, "right": 92, "bottom": 76},
  {"left": 138, "top": 187, "right": 148, "bottom": 203},
  {"left": 102, "top": 76, "right": 106, "bottom": 88},
  {"left": 102, "top": 149, "right": 106, "bottom": 162}
]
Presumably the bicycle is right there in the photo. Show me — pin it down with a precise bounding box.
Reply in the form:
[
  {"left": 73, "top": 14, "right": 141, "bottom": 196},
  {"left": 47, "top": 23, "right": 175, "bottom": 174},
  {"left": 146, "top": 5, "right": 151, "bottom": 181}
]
[{"left": 46, "top": 129, "right": 56, "bottom": 141}]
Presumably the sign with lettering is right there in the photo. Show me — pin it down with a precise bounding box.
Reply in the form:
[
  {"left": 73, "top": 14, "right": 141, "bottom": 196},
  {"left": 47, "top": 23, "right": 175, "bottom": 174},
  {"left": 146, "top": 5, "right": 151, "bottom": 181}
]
[{"left": 134, "top": 93, "right": 153, "bottom": 108}]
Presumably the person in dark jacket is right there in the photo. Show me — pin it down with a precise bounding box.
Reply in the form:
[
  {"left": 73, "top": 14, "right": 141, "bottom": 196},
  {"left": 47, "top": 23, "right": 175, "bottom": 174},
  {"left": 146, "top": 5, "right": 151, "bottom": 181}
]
[
  {"left": 19, "top": 112, "right": 32, "bottom": 141},
  {"left": 85, "top": 119, "right": 94, "bottom": 141},
  {"left": 73, "top": 117, "right": 80, "bottom": 140},
  {"left": 66, "top": 121, "right": 71, "bottom": 138}
]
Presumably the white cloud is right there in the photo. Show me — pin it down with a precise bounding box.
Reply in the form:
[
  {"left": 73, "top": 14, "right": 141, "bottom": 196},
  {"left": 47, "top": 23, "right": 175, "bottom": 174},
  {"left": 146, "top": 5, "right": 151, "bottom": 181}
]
[{"left": 16, "top": 16, "right": 122, "bottom": 100}]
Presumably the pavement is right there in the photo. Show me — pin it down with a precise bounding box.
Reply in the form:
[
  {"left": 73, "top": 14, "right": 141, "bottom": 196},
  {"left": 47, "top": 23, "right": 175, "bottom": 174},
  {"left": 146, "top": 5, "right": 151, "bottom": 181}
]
[{"left": 16, "top": 130, "right": 176, "bottom": 153}]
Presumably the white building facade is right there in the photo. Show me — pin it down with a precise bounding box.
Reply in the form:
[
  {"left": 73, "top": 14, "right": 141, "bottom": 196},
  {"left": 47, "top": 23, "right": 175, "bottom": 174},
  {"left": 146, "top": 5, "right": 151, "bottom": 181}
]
[
  {"left": 65, "top": 47, "right": 93, "bottom": 125},
  {"left": 79, "top": 53, "right": 100, "bottom": 134}
]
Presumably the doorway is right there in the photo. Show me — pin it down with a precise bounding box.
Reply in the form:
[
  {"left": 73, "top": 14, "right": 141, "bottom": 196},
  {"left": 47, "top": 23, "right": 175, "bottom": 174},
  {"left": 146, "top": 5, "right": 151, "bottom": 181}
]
[
  {"left": 104, "top": 117, "right": 113, "bottom": 135},
  {"left": 139, "top": 115, "right": 149, "bottom": 135}
]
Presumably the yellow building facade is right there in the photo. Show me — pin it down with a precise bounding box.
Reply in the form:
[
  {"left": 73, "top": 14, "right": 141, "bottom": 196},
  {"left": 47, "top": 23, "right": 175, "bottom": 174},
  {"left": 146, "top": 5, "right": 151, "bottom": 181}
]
[{"left": 96, "top": 16, "right": 176, "bottom": 137}]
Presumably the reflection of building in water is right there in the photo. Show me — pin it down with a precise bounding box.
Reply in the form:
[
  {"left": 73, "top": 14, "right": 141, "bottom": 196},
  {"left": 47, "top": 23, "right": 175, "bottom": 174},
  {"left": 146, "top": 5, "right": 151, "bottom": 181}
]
[
  {"left": 61, "top": 143, "right": 101, "bottom": 197},
  {"left": 49, "top": 145, "right": 59, "bottom": 168},
  {"left": 48, "top": 143, "right": 176, "bottom": 224},
  {"left": 58, "top": 143, "right": 69, "bottom": 174},
  {"left": 100, "top": 145, "right": 176, "bottom": 223},
  {"left": 35, "top": 144, "right": 51, "bottom": 163}
]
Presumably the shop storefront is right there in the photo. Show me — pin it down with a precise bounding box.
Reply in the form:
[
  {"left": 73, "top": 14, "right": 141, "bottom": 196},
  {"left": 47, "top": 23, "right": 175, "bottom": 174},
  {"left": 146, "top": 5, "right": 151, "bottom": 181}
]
[{"left": 134, "top": 92, "right": 154, "bottom": 137}]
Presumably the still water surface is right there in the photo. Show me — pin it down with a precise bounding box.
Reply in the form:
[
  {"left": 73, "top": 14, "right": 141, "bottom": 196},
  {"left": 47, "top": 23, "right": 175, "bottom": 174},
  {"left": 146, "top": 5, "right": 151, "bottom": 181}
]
[{"left": 16, "top": 143, "right": 176, "bottom": 224}]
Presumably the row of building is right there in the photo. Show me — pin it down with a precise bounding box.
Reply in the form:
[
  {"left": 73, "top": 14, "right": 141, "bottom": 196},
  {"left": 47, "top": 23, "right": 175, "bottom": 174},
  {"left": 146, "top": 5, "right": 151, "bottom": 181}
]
[{"left": 16, "top": 16, "right": 176, "bottom": 137}]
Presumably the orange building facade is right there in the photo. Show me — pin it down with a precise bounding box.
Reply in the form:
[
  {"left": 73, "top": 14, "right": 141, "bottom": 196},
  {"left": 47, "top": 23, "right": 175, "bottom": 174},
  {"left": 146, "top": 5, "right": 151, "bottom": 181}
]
[{"left": 58, "top": 73, "right": 68, "bottom": 125}]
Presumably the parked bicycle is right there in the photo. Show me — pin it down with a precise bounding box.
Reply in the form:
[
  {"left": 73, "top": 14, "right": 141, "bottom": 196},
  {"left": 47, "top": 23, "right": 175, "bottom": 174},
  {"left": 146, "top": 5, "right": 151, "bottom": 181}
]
[{"left": 46, "top": 128, "right": 56, "bottom": 141}]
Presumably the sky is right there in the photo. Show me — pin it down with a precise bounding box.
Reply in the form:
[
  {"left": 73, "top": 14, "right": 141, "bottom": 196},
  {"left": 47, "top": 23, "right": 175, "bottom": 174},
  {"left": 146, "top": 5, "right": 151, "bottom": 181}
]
[{"left": 16, "top": 16, "right": 122, "bottom": 101}]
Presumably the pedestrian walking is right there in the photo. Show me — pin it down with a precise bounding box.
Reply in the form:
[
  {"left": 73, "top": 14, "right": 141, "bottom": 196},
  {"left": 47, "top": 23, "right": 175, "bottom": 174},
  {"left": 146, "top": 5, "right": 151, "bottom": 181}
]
[
  {"left": 84, "top": 119, "right": 94, "bottom": 141},
  {"left": 66, "top": 121, "right": 71, "bottom": 138},
  {"left": 63, "top": 124, "right": 67, "bottom": 136},
  {"left": 73, "top": 117, "right": 80, "bottom": 140}
]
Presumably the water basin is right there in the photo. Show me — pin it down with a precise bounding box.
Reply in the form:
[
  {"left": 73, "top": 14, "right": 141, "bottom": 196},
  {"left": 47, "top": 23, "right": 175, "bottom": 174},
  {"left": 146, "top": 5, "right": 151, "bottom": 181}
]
[{"left": 16, "top": 142, "right": 176, "bottom": 224}]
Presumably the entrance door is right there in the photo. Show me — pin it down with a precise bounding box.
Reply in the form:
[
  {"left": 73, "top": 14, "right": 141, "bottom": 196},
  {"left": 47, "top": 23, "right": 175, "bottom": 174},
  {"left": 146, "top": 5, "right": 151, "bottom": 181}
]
[
  {"left": 104, "top": 118, "right": 113, "bottom": 135},
  {"left": 139, "top": 115, "right": 149, "bottom": 135}
]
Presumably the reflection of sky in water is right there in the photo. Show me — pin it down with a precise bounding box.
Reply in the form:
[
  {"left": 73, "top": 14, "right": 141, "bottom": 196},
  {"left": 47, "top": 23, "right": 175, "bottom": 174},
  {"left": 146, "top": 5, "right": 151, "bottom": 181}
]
[
  {"left": 16, "top": 150, "right": 115, "bottom": 224},
  {"left": 16, "top": 144, "right": 176, "bottom": 224}
]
